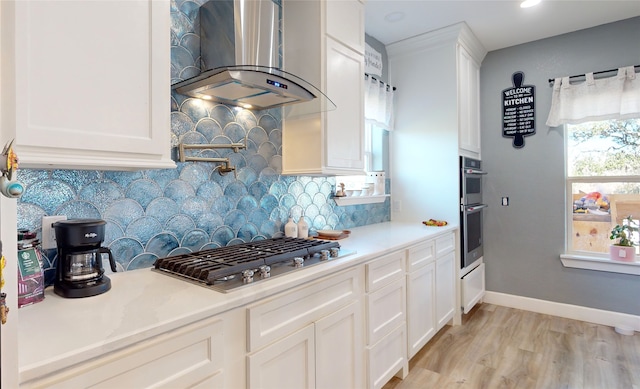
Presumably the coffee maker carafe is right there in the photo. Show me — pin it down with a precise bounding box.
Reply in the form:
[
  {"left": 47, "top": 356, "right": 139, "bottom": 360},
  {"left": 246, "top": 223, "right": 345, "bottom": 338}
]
[{"left": 53, "top": 219, "right": 117, "bottom": 298}]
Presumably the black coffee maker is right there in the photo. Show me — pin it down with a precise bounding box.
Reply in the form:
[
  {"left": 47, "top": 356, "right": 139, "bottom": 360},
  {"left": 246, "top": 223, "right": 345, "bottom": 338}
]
[{"left": 53, "top": 219, "right": 117, "bottom": 298}]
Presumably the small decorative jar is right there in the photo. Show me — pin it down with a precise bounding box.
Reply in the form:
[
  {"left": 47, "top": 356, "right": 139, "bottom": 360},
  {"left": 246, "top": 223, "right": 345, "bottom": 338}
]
[{"left": 368, "top": 171, "right": 385, "bottom": 195}]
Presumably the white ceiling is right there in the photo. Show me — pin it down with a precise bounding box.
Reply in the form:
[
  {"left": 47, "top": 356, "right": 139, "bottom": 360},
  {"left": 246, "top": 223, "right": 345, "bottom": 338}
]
[{"left": 364, "top": 0, "right": 640, "bottom": 51}]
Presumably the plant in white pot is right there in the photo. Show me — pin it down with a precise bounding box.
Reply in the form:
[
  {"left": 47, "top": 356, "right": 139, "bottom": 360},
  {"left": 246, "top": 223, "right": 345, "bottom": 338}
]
[{"left": 609, "top": 215, "right": 638, "bottom": 262}]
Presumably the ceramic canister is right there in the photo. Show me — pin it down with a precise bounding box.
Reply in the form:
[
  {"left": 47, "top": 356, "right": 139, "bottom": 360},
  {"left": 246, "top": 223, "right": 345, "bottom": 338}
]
[{"left": 368, "top": 171, "right": 385, "bottom": 195}]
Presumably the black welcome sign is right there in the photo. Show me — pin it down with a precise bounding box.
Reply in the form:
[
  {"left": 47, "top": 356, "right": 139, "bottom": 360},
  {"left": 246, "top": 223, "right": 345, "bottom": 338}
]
[{"left": 502, "top": 71, "right": 535, "bottom": 148}]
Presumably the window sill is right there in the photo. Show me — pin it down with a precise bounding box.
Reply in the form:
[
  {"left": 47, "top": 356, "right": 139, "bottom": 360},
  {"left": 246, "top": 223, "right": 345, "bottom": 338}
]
[
  {"left": 333, "top": 194, "right": 390, "bottom": 206},
  {"left": 560, "top": 253, "right": 640, "bottom": 275}
]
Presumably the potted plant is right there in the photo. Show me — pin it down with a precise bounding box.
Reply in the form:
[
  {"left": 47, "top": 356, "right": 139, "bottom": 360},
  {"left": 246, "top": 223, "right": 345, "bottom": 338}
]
[{"left": 609, "top": 215, "right": 638, "bottom": 261}]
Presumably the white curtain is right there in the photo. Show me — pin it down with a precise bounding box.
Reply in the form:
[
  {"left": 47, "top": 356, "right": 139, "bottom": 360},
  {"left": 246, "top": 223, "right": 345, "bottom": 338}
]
[
  {"left": 364, "top": 74, "right": 395, "bottom": 131},
  {"left": 546, "top": 66, "right": 640, "bottom": 127}
]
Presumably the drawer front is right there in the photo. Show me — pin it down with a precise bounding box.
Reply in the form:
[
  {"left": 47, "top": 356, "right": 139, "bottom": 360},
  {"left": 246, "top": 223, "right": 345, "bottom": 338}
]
[
  {"left": 247, "top": 267, "right": 362, "bottom": 352},
  {"left": 406, "top": 240, "right": 435, "bottom": 272},
  {"left": 366, "top": 277, "right": 406, "bottom": 345},
  {"left": 367, "top": 323, "right": 407, "bottom": 389},
  {"left": 23, "top": 317, "right": 224, "bottom": 389},
  {"left": 366, "top": 250, "right": 406, "bottom": 292},
  {"left": 435, "top": 232, "right": 455, "bottom": 257},
  {"left": 462, "top": 262, "right": 485, "bottom": 314}
]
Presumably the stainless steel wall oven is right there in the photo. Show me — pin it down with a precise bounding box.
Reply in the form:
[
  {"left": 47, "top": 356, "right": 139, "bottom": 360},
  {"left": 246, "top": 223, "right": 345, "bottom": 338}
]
[{"left": 460, "top": 156, "right": 487, "bottom": 269}]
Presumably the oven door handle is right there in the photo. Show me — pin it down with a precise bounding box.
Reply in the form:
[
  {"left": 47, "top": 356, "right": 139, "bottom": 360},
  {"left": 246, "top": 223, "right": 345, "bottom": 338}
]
[
  {"left": 463, "top": 168, "right": 488, "bottom": 175},
  {"left": 466, "top": 204, "right": 488, "bottom": 212}
]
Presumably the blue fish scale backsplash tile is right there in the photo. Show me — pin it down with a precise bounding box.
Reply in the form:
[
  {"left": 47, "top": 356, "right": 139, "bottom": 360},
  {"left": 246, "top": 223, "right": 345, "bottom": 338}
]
[{"left": 16, "top": 0, "right": 390, "bottom": 278}]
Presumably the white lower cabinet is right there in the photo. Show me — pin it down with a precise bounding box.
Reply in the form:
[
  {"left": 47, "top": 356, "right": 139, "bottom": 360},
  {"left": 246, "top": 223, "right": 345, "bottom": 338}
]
[
  {"left": 365, "top": 251, "right": 408, "bottom": 389},
  {"left": 20, "top": 231, "right": 461, "bottom": 389},
  {"left": 406, "top": 262, "right": 436, "bottom": 358},
  {"left": 405, "top": 232, "right": 457, "bottom": 362},
  {"left": 248, "top": 324, "right": 316, "bottom": 389},
  {"left": 316, "top": 301, "right": 364, "bottom": 389},
  {"left": 435, "top": 250, "right": 456, "bottom": 331},
  {"left": 246, "top": 267, "right": 364, "bottom": 389},
  {"left": 20, "top": 316, "right": 228, "bottom": 389}
]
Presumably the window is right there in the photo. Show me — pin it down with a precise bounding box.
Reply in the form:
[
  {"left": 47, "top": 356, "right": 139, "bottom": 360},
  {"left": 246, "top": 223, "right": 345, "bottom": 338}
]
[
  {"left": 338, "top": 123, "right": 386, "bottom": 193},
  {"left": 567, "top": 118, "right": 640, "bottom": 256},
  {"left": 338, "top": 73, "right": 393, "bottom": 196}
]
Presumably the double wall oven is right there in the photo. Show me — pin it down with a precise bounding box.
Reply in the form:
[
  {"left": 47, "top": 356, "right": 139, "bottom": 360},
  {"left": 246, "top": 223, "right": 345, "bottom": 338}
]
[{"left": 459, "top": 156, "right": 486, "bottom": 313}]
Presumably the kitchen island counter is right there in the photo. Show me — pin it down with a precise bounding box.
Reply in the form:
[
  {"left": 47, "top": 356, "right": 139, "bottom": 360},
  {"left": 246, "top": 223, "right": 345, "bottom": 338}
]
[{"left": 18, "top": 221, "right": 457, "bottom": 384}]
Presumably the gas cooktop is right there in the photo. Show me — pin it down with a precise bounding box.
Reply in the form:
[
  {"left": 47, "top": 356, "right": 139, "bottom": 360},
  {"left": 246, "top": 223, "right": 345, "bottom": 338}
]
[{"left": 152, "top": 237, "right": 355, "bottom": 293}]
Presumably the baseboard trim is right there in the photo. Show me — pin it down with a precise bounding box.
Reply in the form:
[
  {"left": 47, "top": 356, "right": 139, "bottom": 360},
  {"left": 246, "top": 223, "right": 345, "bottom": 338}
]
[{"left": 483, "top": 291, "right": 640, "bottom": 332}]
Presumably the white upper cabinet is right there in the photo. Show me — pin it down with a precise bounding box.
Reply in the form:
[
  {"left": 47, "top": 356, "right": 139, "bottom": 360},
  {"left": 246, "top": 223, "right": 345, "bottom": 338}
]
[
  {"left": 388, "top": 22, "right": 486, "bottom": 223},
  {"left": 281, "top": 0, "right": 365, "bottom": 176},
  {"left": 457, "top": 44, "right": 482, "bottom": 157},
  {"left": 6, "top": 1, "right": 174, "bottom": 170},
  {"left": 326, "top": 0, "right": 365, "bottom": 53}
]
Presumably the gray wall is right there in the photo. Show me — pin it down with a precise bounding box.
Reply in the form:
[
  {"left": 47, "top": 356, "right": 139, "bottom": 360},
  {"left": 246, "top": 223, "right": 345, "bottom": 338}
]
[
  {"left": 480, "top": 16, "right": 640, "bottom": 315},
  {"left": 365, "top": 33, "right": 389, "bottom": 83}
]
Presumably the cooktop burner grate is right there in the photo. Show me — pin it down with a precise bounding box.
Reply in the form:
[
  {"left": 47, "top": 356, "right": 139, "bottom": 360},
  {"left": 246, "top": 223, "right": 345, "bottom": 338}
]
[{"left": 153, "top": 237, "right": 342, "bottom": 288}]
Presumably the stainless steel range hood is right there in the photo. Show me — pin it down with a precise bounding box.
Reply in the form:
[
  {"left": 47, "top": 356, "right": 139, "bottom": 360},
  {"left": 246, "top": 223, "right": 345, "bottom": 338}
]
[{"left": 172, "top": 0, "right": 334, "bottom": 111}]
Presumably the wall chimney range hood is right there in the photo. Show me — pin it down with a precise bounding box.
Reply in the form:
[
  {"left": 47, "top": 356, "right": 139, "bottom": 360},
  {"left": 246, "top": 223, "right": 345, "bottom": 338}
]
[{"left": 172, "top": 0, "right": 334, "bottom": 112}]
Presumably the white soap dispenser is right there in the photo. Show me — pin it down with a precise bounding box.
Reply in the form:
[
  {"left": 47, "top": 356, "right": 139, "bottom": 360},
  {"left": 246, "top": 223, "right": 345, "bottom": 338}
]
[
  {"left": 284, "top": 214, "right": 298, "bottom": 238},
  {"left": 297, "top": 211, "right": 309, "bottom": 238}
]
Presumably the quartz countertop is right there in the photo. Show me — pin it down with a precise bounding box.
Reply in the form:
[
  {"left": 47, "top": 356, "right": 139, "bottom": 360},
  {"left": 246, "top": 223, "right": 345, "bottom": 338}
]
[{"left": 18, "top": 221, "right": 457, "bottom": 383}]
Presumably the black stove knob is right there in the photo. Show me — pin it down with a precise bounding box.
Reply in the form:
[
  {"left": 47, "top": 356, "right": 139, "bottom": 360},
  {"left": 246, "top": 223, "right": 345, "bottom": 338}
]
[{"left": 293, "top": 257, "right": 304, "bottom": 268}]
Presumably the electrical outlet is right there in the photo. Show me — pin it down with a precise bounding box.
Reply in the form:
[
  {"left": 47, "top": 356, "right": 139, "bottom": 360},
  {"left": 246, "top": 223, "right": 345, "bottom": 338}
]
[
  {"left": 42, "top": 215, "right": 67, "bottom": 249},
  {"left": 502, "top": 197, "right": 510, "bottom": 206},
  {"left": 392, "top": 200, "right": 402, "bottom": 212}
]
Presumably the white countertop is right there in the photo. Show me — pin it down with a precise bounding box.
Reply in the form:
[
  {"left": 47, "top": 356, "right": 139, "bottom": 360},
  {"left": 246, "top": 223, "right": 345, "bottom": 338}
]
[{"left": 18, "top": 221, "right": 457, "bottom": 383}]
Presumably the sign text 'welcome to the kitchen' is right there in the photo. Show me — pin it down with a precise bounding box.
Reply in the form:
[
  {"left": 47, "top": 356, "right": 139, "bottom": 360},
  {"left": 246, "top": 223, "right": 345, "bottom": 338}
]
[{"left": 502, "top": 71, "right": 535, "bottom": 148}]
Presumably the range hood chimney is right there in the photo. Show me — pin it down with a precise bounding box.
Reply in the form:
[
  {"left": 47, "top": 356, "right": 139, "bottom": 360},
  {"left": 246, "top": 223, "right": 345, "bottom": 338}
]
[{"left": 172, "top": 0, "right": 334, "bottom": 111}]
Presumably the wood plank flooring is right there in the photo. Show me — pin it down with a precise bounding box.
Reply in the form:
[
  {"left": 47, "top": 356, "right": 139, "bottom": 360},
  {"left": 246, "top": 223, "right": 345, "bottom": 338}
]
[{"left": 383, "top": 303, "right": 640, "bottom": 389}]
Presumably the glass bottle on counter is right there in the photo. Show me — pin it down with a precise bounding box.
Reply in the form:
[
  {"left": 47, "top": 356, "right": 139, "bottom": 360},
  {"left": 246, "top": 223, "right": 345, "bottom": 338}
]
[
  {"left": 297, "top": 211, "right": 309, "bottom": 238},
  {"left": 284, "top": 214, "right": 298, "bottom": 238}
]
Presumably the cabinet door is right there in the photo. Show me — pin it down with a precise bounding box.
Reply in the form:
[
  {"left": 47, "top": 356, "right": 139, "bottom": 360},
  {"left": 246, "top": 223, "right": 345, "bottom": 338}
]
[
  {"left": 12, "top": 1, "right": 173, "bottom": 170},
  {"left": 326, "top": 0, "right": 364, "bottom": 53},
  {"left": 457, "top": 44, "right": 481, "bottom": 156},
  {"left": 316, "top": 301, "right": 364, "bottom": 389},
  {"left": 407, "top": 262, "right": 436, "bottom": 358},
  {"left": 247, "top": 324, "right": 316, "bottom": 389},
  {"left": 325, "top": 37, "right": 365, "bottom": 171},
  {"left": 436, "top": 251, "right": 456, "bottom": 330}
]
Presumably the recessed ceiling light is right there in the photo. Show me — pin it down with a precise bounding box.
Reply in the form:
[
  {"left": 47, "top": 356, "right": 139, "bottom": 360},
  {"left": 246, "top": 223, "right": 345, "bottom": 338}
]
[
  {"left": 521, "top": 0, "right": 541, "bottom": 8},
  {"left": 384, "top": 11, "right": 405, "bottom": 23}
]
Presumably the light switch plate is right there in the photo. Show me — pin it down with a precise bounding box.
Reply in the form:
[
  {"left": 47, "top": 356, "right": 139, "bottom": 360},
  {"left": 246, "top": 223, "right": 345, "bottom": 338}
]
[{"left": 42, "top": 215, "right": 67, "bottom": 249}]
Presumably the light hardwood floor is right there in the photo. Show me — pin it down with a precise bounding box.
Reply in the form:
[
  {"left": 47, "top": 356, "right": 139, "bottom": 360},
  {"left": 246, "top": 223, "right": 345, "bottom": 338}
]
[{"left": 383, "top": 303, "right": 640, "bottom": 389}]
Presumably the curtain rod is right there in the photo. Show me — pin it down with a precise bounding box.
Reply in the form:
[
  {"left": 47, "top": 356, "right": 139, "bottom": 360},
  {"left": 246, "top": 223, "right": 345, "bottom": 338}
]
[
  {"left": 548, "top": 64, "right": 640, "bottom": 86},
  {"left": 365, "top": 73, "right": 397, "bottom": 91}
]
